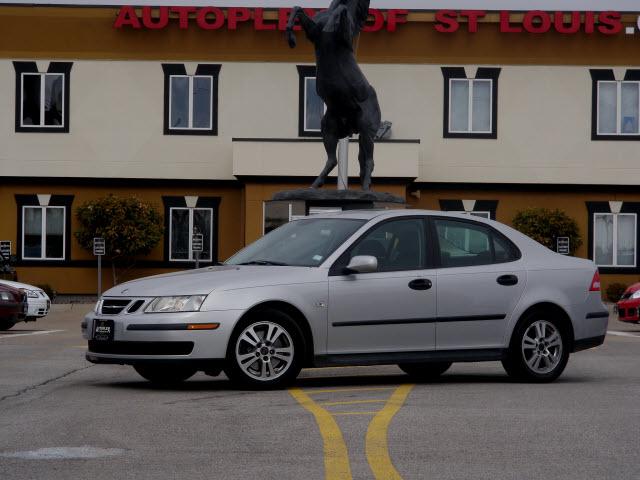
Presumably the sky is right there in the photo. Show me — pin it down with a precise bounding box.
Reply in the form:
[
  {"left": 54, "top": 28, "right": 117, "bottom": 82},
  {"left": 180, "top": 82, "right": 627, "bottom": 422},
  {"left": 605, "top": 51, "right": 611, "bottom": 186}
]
[{"left": 1, "top": 0, "right": 639, "bottom": 12}]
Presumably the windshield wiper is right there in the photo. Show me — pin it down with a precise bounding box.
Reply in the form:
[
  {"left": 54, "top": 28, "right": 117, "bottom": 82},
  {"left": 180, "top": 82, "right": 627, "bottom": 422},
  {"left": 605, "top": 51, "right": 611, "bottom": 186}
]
[{"left": 238, "top": 260, "right": 289, "bottom": 266}]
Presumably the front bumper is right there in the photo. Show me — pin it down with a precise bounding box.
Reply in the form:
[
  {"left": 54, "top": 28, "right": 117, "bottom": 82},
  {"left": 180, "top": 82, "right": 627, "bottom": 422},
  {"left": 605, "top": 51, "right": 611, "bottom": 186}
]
[
  {"left": 83, "top": 309, "right": 243, "bottom": 364},
  {"left": 26, "top": 298, "right": 50, "bottom": 318}
]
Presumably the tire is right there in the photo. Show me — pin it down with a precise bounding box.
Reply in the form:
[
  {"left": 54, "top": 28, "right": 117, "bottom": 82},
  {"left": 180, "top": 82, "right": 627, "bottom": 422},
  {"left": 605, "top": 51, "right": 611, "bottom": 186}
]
[
  {"left": 502, "top": 313, "right": 570, "bottom": 383},
  {"left": 133, "top": 364, "right": 197, "bottom": 385},
  {"left": 0, "top": 319, "right": 16, "bottom": 331},
  {"left": 398, "top": 362, "right": 452, "bottom": 380},
  {"left": 224, "top": 308, "right": 304, "bottom": 389}
]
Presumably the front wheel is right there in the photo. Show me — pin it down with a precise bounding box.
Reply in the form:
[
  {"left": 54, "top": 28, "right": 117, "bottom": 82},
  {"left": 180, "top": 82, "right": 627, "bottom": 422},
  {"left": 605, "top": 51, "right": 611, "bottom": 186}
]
[
  {"left": 133, "top": 364, "right": 197, "bottom": 385},
  {"left": 502, "top": 316, "right": 569, "bottom": 383},
  {"left": 0, "top": 319, "right": 16, "bottom": 331},
  {"left": 398, "top": 362, "right": 452, "bottom": 380},
  {"left": 224, "top": 309, "right": 303, "bottom": 389}
]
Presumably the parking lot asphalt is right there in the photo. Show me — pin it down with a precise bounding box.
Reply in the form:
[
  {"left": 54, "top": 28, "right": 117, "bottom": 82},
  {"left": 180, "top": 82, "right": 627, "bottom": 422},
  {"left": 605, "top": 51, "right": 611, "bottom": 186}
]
[{"left": 1, "top": 306, "right": 639, "bottom": 480}]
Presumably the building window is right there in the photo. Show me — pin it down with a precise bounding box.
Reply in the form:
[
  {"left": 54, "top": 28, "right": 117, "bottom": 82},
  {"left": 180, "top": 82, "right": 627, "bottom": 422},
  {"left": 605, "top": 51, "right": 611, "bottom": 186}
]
[
  {"left": 15, "top": 194, "right": 73, "bottom": 263},
  {"left": 438, "top": 200, "right": 498, "bottom": 220},
  {"left": 169, "top": 208, "right": 213, "bottom": 262},
  {"left": 441, "top": 67, "right": 500, "bottom": 139},
  {"left": 590, "top": 69, "right": 640, "bottom": 140},
  {"left": 13, "top": 62, "right": 73, "bottom": 133},
  {"left": 594, "top": 213, "right": 637, "bottom": 267},
  {"left": 298, "top": 65, "right": 325, "bottom": 137},
  {"left": 449, "top": 79, "right": 492, "bottom": 134},
  {"left": 449, "top": 211, "right": 491, "bottom": 219},
  {"left": 162, "top": 64, "right": 220, "bottom": 136},
  {"left": 162, "top": 196, "right": 220, "bottom": 264},
  {"left": 22, "top": 206, "right": 65, "bottom": 260},
  {"left": 597, "top": 81, "right": 639, "bottom": 136}
]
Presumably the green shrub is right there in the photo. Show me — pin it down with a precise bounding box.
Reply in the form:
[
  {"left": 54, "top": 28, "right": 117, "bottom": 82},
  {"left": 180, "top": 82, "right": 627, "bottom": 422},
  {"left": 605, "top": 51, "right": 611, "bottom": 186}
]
[
  {"left": 74, "top": 195, "right": 163, "bottom": 285},
  {"left": 512, "top": 208, "right": 582, "bottom": 255},
  {"left": 606, "top": 282, "right": 627, "bottom": 303}
]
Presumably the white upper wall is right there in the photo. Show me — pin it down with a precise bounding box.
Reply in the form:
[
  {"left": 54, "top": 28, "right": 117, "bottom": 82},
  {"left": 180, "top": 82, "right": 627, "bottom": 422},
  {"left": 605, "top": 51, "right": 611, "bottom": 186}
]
[{"left": 1, "top": 59, "right": 639, "bottom": 184}]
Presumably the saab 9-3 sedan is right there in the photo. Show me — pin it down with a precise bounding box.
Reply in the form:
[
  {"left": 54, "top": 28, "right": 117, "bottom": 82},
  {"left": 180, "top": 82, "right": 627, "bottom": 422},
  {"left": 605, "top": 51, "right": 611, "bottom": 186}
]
[{"left": 84, "top": 210, "right": 608, "bottom": 388}]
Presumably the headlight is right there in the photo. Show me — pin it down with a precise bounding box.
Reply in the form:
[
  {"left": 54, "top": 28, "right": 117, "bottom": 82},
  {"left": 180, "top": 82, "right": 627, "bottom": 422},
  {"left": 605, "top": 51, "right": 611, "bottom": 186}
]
[
  {"left": 22, "top": 289, "right": 40, "bottom": 298},
  {"left": 144, "top": 296, "right": 206, "bottom": 313},
  {"left": 631, "top": 291, "right": 640, "bottom": 300}
]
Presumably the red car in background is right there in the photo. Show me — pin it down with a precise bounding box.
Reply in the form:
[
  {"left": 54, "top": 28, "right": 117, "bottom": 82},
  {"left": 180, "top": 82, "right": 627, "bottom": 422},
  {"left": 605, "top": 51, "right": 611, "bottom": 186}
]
[
  {"left": 0, "top": 284, "right": 27, "bottom": 330},
  {"left": 616, "top": 283, "right": 640, "bottom": 324}
]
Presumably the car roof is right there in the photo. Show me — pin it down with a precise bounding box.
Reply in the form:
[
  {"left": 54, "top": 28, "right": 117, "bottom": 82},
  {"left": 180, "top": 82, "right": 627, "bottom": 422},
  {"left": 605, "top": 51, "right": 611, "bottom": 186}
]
[{"left": 303, "top": 209, "right": 490, "bottom": 222}]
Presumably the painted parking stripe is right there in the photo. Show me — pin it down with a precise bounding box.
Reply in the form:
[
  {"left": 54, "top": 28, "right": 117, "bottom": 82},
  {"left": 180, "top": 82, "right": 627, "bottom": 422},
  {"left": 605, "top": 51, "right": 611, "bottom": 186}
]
[
  {"left": 607, "top": 330, "right": 640, "bottom": 338},
  {"left": 0, "top": 330, "right": 64, "bottom": 340},
  {"left": 366, "top": 385, "right": 414, "bottom": 480},
  {"left": 289, "top": 387, "right": 353, "bottom": 480},
  {"left": 290, "top": 384, "right": 414, "bottom": 480}
]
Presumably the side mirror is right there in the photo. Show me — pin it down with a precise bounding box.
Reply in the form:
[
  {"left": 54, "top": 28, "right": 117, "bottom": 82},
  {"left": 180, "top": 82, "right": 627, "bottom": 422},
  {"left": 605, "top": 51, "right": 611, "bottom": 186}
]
[{"left": 344, "top": 255, "right": 378, "bottom": 274}]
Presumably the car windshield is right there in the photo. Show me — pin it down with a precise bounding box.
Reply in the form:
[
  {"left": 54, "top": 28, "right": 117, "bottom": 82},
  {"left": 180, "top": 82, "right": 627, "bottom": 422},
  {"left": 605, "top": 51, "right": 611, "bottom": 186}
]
[{"left": 226, "top": 218, "right": 366, "bottom": 267}]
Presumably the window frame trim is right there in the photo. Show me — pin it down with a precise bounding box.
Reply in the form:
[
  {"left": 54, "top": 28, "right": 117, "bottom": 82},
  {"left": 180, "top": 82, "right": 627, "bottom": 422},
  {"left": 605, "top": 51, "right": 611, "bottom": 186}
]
[
  {"left": 168, "top": 75, "right": 214, "bottom": 132},
  {"left": 448, "top": 78, "right": 493, "bottom": 135},
  {"left": 168, "top": 206, "right": 214, "bottom": 263},
  {"left": 21, "top": 205, "right": 66, "bottom": 261},
  {"left": 20, "top": 72, "right": 66, "bottom": 129},
  {"left": 593, "top": 212, "right": 637, "bottom": 268},
  {"left": 303, "top": 76, "right": 326, "bottom": 134},
  {"left": 596, "top": 80, "right": 640, "bottom": 136}
]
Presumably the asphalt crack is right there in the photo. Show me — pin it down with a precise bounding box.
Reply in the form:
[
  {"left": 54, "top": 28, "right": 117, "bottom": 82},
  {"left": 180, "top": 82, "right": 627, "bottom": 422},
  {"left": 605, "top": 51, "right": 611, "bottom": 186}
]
[{"left": 0, "top": 365, "right": 94, "bottom": 403}]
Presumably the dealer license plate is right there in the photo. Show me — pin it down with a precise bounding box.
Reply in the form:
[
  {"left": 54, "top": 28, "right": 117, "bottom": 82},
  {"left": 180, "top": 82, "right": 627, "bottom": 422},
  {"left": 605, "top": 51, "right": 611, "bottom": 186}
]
[{"left": 93, "top": 319, "right": 115, "bottom": 342}]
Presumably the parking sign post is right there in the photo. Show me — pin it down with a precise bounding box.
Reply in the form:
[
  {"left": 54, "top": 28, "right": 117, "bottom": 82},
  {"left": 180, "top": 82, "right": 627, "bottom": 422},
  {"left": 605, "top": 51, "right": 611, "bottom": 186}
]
[
  {"left": 192, "top": 234, "right": 203, "bottom": 269},
  {"left": 93, "top": 238, "right": 106, "bottom": 296}
]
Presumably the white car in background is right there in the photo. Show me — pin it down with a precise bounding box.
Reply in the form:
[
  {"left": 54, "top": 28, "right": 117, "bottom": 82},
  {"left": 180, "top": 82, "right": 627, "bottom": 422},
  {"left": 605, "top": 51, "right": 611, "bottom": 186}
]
[{"left": 0, "top": 279, "right": 50, "bottom": 327}]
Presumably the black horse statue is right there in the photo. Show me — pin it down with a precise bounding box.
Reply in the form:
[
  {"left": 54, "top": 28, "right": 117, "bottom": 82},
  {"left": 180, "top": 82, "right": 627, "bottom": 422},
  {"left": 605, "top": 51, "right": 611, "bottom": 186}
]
[{"left": 286, "top": 0, "right": 381, "bottom": 191}]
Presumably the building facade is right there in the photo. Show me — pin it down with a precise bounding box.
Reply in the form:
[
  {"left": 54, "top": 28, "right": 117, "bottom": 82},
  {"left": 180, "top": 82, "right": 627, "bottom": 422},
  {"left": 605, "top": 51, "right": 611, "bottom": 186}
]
[{"left": 1, "top": 3, "right": 640, "bottom": 294}]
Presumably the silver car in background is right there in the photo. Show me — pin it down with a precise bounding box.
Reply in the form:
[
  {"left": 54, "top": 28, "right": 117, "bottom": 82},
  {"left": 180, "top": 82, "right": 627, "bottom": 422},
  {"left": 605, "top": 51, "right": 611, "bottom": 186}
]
[{"left": 84, "top": 210, "right": 608, "bottom": 388}]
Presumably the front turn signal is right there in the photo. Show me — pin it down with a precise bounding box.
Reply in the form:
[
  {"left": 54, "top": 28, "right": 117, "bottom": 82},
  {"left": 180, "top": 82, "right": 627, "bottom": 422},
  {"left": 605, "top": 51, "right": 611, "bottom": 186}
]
[{"left": 187, "top": 323, "right": 220, "bottom": 330}]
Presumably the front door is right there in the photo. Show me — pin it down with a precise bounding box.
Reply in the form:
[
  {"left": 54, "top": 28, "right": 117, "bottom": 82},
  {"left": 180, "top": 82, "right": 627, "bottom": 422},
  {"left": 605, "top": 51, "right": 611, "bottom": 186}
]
[
  {"left": 432, "top": 218, "right": 526, "bottom": 350},
  {"left": 327, "top": 217, "right": 437, "bottom": 354}
]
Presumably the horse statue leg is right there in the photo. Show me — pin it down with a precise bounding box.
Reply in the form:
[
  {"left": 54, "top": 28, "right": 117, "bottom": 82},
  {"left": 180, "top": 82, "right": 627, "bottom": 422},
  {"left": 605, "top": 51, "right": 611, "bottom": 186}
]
[
  {"left": 311, "top": 111, "right": 339, "bottom": 189},
  {"left": 358, "top": 134, "right": 374, "bottom": 191},
  {"left": 286, "top": 6, "right": 318, "bottom": 48}
]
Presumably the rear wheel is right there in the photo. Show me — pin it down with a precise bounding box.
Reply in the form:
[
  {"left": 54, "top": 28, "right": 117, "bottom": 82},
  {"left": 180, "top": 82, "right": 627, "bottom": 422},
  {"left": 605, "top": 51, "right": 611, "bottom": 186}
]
[
  {"left": 502, "top": 315, "right": 569, "bottom": 383},
  {"left": 133, "top": 364, "right": 197, "bottom": 385},
  {"left": 398, "top": 362, "right": 452, "bottom": 380},
  {"left": 224, "top": 309, "right": 303, "bottom": 389},
  {"left": 0, "top": 319, "right": 16, "bottom": 331}
]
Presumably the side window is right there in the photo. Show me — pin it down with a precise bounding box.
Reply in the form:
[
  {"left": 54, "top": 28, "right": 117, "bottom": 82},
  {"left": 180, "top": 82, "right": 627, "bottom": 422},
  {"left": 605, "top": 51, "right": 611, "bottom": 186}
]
[
  {"left": 349, "top": 219, "right": 426, "bottom": 272},
  {"left": 435, "top": 219, "right": 518, "bottom": 268}
]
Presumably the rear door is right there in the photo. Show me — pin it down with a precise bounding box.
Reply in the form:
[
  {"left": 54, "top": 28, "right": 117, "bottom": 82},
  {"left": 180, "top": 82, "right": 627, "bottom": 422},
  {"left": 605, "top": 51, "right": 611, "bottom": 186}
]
[
  {"left": 432, "top": 217, "right": 526, "bottom": 350},
  {"left": 327, "top": 217, "right": 437, "bottom": 354}
]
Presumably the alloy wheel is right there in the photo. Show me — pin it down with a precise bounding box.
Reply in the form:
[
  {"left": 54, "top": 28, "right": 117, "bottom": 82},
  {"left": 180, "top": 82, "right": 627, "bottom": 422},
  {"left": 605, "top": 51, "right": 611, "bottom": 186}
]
[
  {"left": 235, "top": 321, "right": 295, "bottom": 381},
  {"left": 521, "top": 320, "right": 563, "bottom": 375}
]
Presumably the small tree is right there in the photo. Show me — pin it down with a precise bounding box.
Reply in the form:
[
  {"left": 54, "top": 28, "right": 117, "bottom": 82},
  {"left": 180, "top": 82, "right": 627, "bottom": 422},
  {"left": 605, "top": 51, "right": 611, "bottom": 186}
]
[
  {"left": 512, "top": 208, "right": 583, "bottom": 256},
  {"left": 75, "top": 195, "right": 163, "bottom": 285}
]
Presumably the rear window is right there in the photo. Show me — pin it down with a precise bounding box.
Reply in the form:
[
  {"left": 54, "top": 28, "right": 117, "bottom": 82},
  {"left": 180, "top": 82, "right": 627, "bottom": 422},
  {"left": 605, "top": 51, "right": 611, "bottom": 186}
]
[{"left": 435, "top": 218, "right": 520, "bottom": 268}]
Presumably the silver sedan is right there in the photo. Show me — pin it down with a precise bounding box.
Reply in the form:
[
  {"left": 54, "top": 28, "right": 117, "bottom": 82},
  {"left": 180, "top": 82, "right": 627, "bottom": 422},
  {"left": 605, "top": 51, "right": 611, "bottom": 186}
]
[{"left": 83, "top": 210, "right": 608, "bottom": 388}]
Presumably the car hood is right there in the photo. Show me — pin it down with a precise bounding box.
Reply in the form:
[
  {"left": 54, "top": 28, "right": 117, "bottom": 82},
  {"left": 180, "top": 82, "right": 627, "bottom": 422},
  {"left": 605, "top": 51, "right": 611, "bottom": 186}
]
[
  {"left": 102, "top": 265, "right": 325, "bottom": 297},
  {"left": 0, "top": 279, "right": 44, "bottom": 293}
]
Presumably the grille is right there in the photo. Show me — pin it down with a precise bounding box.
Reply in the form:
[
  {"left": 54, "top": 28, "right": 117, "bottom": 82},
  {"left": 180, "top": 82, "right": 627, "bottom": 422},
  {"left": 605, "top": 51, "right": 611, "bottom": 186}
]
[
  {"left": 101, "top": 299, "right": 131, "bottom": 315},
  {"left": 127, "top": 300, "right": 145, "bottom": 314},
  {"left": 88, "top": 341, "right": 194, "bottom": 356}
]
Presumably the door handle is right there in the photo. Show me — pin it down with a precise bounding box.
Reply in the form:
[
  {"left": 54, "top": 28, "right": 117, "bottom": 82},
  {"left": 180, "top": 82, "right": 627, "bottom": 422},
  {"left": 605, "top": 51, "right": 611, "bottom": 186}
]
[
  {"left": 497, "top": 275, "right": 518, "bottom": 286},
  {"left": 409, "top": 279, "right": 432, "bottom": 291}
]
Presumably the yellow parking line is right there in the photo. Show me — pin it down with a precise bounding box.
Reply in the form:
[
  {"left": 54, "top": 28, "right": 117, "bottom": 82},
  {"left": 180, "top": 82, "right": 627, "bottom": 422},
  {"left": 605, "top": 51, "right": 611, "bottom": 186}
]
[
  {"left": 305, "top": 387, "right": 394, "bottom": 395},
  {"left": 333, "top": 411, "right": 378, "bottom": 416},
  {"left": 319, "top": 399, "right": 386, "bottom": 407},
  {"left": 365, "top": 384, "right": 414, "bottom": 480},
  {"left": 289, "top": 388, "right": 353, "bottom": 480}
]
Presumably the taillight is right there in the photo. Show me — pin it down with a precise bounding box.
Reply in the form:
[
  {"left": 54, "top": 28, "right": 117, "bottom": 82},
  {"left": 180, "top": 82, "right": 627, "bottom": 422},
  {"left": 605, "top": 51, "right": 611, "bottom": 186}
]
[{"left": 589, "top": 271, "right": 601, "bottom": 292}]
